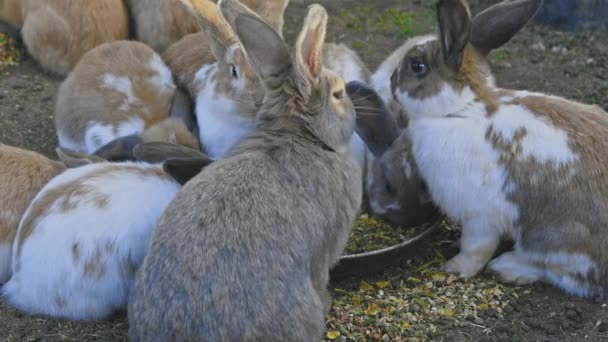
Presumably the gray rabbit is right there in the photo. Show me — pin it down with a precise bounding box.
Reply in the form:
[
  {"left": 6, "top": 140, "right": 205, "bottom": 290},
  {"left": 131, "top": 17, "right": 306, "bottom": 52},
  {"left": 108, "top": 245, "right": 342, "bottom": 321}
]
[{"left": 127, "top": 0, "right": 362, "bottom": 341}]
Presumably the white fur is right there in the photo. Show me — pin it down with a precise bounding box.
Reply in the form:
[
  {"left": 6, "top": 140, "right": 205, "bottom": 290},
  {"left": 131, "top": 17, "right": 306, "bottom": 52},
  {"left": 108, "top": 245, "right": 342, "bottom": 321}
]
[
  {"left": 2, "top": 162, "right": 181, "bottom": 320},
  {"left": 148, "top": 54, "right": 176, "bottom": 91},
  {"left": 84, "top": 117, "right": 145, "bottom": 154},
  {"left": 348, "top": 132, "right": 367, "bottom": 174},
  {"left": 408, "top": 100, "right": 520, "bottom": 277},
  {"left": 194, "top": 63, "right": 254, "bottom": 158},
  {"left": 402, "top": 82, "right": 579, "bottom": 278},
  {"left": 491, "top": 104, "right": 578, "bottom": 164},
  {"left": 397, "top": 83, "right": 477, "bottom": 120},
  {"left": 57, "top": 130, "right": 82, "bottom": 152},
  {"left": 102, "top": 74, "right": 136, "bottom": 111},
  {"left": 0, "top": 242, "right": 12, "bottom": 283},
  {"left": 489, "top": 250, "right": 597, "bottom": 296}
]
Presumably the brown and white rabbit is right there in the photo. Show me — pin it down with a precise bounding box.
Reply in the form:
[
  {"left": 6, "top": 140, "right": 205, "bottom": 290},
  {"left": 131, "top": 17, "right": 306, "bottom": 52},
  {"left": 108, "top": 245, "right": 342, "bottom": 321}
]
[
  {"left": 2, "top": 144, "right": 213, "bottom": 320},
  {"left": 0, "top": 0, "right": 129, "bottom": 76},
  {"left": 162, "top": 0, "right": 288, "bottom": 158},
  {"left": 128, "top": 1, "right": 361, "bottom": 340},
  {"left": 381, "top": 0, "right": 608, "bottom": 297},
  {"left": 55, "top": 40, "right": 200, "bottom": 156}
]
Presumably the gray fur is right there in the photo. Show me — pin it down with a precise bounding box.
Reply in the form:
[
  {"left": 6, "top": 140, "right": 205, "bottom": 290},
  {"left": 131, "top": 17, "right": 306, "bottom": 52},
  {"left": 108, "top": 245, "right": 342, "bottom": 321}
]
[
  {"left": 56, "top": 148, "right": 107, "bottom": 168},
  {"left": 93, "top": 134, "right": 142, "bottom": 162},
  {"left": 128, "top": 2, "right": 362, "bottom": 341}
]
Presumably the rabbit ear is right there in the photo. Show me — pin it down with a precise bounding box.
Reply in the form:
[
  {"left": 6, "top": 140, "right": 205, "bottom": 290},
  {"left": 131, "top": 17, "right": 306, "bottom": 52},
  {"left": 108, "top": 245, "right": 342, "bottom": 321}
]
[
  {"left": 163, "top": 157, "right": 213, "bottom": 185},
  {"left": 436, "top": 0, "right": 472, "bottom": 72},
  {"left": 295, "top": 4, "right": 328, "bottom": 82},
  {"left": 92, "top": 134, "right": 143, "bottom": 162},
  {"left": 219, "top": 0, "right": 292, "bottom": 84},
  {"left": 239, "top": 0, "right": 290, "bottom": 37},
  {"left": 133, "top": 142, "right": 208, "bottom": 164},
  {"left": 168, "top": 87, "right": 197, "bottom": 133},
  {"left": 177, "top": 0, "right": 239, "bottom": 63},
  {"left": 471, "top": 0, "right": 543, "bottom": 57},
  {"left": 56, "top": 148, "right": 107, "bottom": 168},
  {"left": 346, "top": 81, "right": 400, "bottom": 158}
]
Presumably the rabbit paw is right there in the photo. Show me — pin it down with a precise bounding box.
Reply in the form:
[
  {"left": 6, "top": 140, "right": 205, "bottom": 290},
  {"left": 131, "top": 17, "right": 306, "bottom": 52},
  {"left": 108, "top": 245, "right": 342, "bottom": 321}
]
[
  {"left": 440, "top": 253, "right": 485, "bottom": 279},
  {"left": 487, "top": 252, "right": 543, "bottom": 285}
]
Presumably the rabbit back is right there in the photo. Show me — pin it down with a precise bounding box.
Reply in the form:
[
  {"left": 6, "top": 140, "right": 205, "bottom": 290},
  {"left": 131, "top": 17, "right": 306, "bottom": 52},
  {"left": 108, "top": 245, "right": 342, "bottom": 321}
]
[{"left": 3, "top": 161, "right": 180, "bottom": 320}]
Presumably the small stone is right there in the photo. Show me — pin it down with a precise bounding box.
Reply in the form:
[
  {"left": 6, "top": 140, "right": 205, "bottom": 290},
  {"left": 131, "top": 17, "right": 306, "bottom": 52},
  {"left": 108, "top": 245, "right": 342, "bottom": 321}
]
[
  {"left": 465, "top": 315, "right": 475, "bottom": 322},
  {"left": 575, "top": 306, "right": 583, "bottom": 314},
  {"left": 522, "top": 324, "right": 532, "bottom": 332},
  {"left": 474, "top": 317, "right": 485, "bottom": 325},
  {"left": 598, "top": 322, "right": 608, "bottom": 333},
  {"left": 562, "top": 320, "right": 571, "bottom": 329},
  {"left": 566, "top": 310, "right": 577, "bottom": 319},
  {"left": 549, "top": 312, "right": 557, "bottom": 318},
  {"left": 546, "top": 337, "right": 558, "bottom": 342},
  {"left": 566, "top": 302, "right": 576, "bottom": 310}
]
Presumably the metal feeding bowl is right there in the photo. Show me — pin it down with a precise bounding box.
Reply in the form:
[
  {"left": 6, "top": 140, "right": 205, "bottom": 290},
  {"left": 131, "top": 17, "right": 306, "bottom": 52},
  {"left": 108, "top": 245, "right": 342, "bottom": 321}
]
[{"left": 330, "top": 211, "right": 444, "bottom": 281}]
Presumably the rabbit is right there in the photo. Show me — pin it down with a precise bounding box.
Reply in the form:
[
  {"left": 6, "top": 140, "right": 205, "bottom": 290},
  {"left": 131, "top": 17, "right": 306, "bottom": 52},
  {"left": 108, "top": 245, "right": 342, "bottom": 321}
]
[
  {"left": 0, "top": 145, "right": 67, "bottom": 283},
  {"left": 55, "top": 40, "right": 200, "bottom": 156},
  {"left": 126, "top": 0, "right": 200, "bottom": 53},
  {"left": 162, "top": 0, "right": 289, "bottom": 158},
  {"left": 346, "top": 81, "right": 439, "bottom": 228},
  {"left": 384, "top": 0, "right": 608, "bottom": 298},
  {"left": 1, "top": 145, "right": 213, "bottom": 320},
  {"left": 0, "top": 145, "right": 108, "bottom": 284},
  {"left": 127, "top": 1, "right": 362, "bottom": 341},
  {"left": 0, "top": 0, "right": 129, "bottom": 76}
]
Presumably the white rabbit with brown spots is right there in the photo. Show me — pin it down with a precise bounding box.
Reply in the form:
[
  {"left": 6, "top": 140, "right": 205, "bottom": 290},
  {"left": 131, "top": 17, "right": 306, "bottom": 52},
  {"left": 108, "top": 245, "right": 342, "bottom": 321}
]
[
  {"left": 380, "top": 0, "right": 608, "bottom": 297},
  {"left": 0, "top": 0, "right": 129, "bottom": 76},
  {"left": 55, "top": 40, "right": 200, "bottom": 156},
  {"left": 2, "top": 145, "right": 213, "bottom": 320}
]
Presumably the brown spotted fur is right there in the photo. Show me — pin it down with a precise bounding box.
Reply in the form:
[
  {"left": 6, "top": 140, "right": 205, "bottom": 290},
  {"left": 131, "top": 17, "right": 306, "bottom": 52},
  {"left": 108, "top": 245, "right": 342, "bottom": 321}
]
[
  {"left": 0, "top": 145, "right": 65, "bottom": 247},
  {"left": 14, "top": 0, "right": 129, "bottom": 76}
]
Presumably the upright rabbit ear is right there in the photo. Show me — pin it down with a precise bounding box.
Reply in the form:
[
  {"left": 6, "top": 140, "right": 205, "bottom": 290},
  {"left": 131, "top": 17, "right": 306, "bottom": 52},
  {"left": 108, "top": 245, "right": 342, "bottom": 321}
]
[
  {"left": 163, "top": 157, "right": 214, "bottom": 185},
  {"left": 346, "top": 81, "right": 400, "bottom": 158},
  {"left": 93, "top": 134, "right": 143, "bottom": 162},
  {"left": 295, "top": 4, "right": 328, "bottom": 82},
  {"left": 56, "top": 148, "right": 107, "bottom": 168},
  {"left": 471, "top": 0, "right": 543, "bottom": 57},
  {"left": 239, "top": 0, "right": 290, "bottom": 37},
  {"left": 177, "top": 0, "right": 239, "bottom": 62},
  {"left": 219, "top": 0, "right": 292, "bottom": 84},
  {"left": 436, "top": 0, "right": 472, "bottom": 72},
  {"left": 133, "top": 142, "right": 209, "bottom": 164}
]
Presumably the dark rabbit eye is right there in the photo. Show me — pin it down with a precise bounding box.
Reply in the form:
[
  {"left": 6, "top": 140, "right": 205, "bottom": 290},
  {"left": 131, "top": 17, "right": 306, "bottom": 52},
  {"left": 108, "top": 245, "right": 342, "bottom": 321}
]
[
  {"left": 231, "top": 65, "right": 238, "bottom": 78},
  {"left": 410, "top": 59, "right": 428, "bottom": 75},
  {"left": 333, "top": 89, "right": 344, "bottom": 99}
]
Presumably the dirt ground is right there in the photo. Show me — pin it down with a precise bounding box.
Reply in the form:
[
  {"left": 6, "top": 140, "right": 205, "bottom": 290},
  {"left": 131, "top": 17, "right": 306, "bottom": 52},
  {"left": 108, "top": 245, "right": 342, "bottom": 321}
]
[{"left": 0, "top": 0, "right": 607, "bottom": 341}]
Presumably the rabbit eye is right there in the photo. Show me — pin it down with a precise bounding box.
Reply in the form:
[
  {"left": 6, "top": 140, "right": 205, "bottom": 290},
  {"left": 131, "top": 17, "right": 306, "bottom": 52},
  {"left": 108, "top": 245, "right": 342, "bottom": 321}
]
[
  {"left": 410, "top": 59, "right": 428, "bottom": 76},
  {"left": 230, "top": 65, "right": 238, "bottom": 79},
  {"left": 333, "top": 89, "right": 344, "bottom": 100}
]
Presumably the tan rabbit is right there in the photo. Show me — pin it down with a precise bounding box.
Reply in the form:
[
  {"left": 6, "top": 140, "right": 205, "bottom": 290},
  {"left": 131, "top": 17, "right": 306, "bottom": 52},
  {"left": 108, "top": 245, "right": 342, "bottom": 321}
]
[
  {"left": 0, "top": 0, "right": 129, "bottom": 76},
  {"left": 128, "top": 1, "right": 361, "bottom": 340},
  {"left": 55, "top": 40, "right": 200, "bottom": 156},
  {"left": 0, "top": 145, "right": 107, "bottom": 283},
  {"left": 127, "top": 0, "right": 285, "bottom": 54}
]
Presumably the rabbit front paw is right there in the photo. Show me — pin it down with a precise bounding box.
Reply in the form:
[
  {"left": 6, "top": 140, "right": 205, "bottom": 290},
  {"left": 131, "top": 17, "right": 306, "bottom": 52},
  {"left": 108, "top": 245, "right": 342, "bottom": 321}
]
[{"left": 441, "top": 253, "right": 486, "bottom": 279}]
